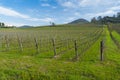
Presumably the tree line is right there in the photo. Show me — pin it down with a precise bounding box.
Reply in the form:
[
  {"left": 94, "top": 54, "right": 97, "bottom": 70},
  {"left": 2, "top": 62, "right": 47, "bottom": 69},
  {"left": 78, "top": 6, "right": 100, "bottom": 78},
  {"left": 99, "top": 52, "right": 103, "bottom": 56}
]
[
  {"left": 91, "top": 12, "right": 120, "bottom": 24},
  {"left": 0, "top": 22, "right": 15, "bottom": 28},
  {"left": 0, "top": 22, "right": 5, "bottom": 28}
]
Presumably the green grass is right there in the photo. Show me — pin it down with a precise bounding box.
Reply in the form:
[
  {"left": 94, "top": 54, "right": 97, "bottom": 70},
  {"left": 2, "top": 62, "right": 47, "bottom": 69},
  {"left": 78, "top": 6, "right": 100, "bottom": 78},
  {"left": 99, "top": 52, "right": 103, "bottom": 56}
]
[
  {"left": 0, "top": 24, "right": 119, "bottom": 79},
  {"left": 112, "top": 30, "right": 120, "bottom": 42}
]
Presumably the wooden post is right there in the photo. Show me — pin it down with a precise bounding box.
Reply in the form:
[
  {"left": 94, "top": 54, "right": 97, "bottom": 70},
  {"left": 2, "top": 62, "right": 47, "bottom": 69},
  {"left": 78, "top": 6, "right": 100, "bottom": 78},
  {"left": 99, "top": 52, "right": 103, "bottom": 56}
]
[
  {"left": 17, "top": 35, "right": 23, "bottom": 52},
  {"left": 100, "top": 40, "right": 104, "bottom": 61},
  {"left": 52, "top": 38, "right": 56, "bottom": 57},
  {"left": 74, "top": 40, "right": 78, "bottom": 60},
  {"left": 5, "top": 35, "right": 9, "bottom": 51},
  {"left": 34, "top": 37, "right": 39, "bottom": 54},
  {"left": 67, "top": 39, "right": 69, "bottom": 49}
]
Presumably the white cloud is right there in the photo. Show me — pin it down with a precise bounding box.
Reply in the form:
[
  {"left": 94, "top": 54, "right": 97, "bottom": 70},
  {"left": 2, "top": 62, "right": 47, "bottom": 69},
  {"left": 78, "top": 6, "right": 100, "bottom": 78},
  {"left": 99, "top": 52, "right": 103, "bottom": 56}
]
[
  {"left": 74, "top": 12, "right": 81, "bottom": 16},
  {"left": 110, "top": 6, "right": 120, "bottom": 11},
  {"left": 94, "top": 6, "right": 120, "bottom": 17},
  {"left": 41, "top": 3, "right": 57, "bottom": 9},
  {"left": 94, "top": 10, "right": 115, "bottom": 17},
  {"left": 83, "top": 7, "right": 118, "bottom": 20},
  {"left": 62, "top": 1, "right": 76, "bottom": 8},
  {"left": 58, "top": 0, "right": 120, "bottom": 20},
  {"left": 63, "top": 9, "right": 68, "bottom": 11},
  {"left": 0, "top": 6, "right": 30, "bottom": 19},
  {"left": 52, "top": 6, "right": 57, "bottom": 9},
  {"left": 4, "top": 22, "right": 25, "bottom": 26},
  {"left": 0, "top": 6, "right": 54, "bottom": 22},
  {"left": 79, "top": 0, "right": 120, "bottom": 7},
  {"left": 41, "top": 3, "right": 50, "bottom": 7},
  {"left": 58, "top": 0, "right": 120, "bottom": 8},
  {"left": 59, "top": 0, "right": 100, "bottom": 8},
  {"left": 79, "top": 0, "right": 100, "bottom": 7},
  {"left": 28, "top": 17, "right": 54, "bottom": 22},
  {"left": 67, "top": 17, "right": 76, "bottom": 21}
]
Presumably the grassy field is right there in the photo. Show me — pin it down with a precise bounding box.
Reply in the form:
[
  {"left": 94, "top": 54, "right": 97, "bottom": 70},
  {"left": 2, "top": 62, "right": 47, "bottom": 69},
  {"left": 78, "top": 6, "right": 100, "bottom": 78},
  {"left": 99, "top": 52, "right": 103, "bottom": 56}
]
[{"left": 0, "top": 24, "right": 120, "bottom": 80}]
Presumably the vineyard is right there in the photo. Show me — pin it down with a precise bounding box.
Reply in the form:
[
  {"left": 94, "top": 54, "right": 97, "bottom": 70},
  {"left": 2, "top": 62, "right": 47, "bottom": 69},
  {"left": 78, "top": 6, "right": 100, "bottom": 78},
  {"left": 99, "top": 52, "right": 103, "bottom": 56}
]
[
  {"left": 0, "top": 24, "right": 103, "bottom": 59},
  {"left": 0, "top": 24, "right": 120, "bottom": 80}
]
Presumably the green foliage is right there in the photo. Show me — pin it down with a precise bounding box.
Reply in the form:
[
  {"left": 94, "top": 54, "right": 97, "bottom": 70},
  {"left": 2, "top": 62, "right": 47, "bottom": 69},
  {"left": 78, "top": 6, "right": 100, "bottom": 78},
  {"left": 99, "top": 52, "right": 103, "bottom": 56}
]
[
  {"left": 0, "top": 22, "right": 5, "bottom": 28},
  {"left": 91, "top": 12, "right": 120, "bottom": 24}
]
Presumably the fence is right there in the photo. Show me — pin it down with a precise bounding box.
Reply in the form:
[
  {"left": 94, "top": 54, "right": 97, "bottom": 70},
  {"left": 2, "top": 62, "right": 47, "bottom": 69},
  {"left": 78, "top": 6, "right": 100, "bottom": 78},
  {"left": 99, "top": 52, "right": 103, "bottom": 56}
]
[{"left": 0, "top": 29, "right": 104, "bottom": 61}]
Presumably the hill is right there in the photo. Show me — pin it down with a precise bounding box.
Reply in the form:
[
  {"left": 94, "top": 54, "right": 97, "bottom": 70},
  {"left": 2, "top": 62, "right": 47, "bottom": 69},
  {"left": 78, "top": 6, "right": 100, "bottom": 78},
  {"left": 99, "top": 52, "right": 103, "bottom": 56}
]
[
  {"left": 69, "top": 18, "right": 89, "bottom": 24},
  {"left": 19, "top": 25, "right": 33, "bottom": 28}
]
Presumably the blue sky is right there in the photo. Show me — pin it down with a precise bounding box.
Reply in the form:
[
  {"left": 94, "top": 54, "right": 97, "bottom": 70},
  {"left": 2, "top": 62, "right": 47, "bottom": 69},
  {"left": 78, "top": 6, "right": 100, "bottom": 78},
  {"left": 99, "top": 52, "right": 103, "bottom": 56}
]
[{"left": 0, "top": 0, "right": 120, "bottom": 26}]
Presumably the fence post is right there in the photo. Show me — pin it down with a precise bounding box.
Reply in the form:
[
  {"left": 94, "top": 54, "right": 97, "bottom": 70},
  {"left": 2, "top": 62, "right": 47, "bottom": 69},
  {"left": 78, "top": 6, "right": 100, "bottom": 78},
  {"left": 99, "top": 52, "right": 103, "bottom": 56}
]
[
  {"left": 52, "top": 38, "right": 56, "bottom": 57},
  {"left": 74, "top": 40, "right": 78, "bottom": 60},
  {"left": 100, "top": 40, "right": 104, "bottom": 61},
  {"left": 34, "top": 37, "right": 39, "bottom": 54},
  {"left": 5, "top": 35, "right": 9, "bottom": 51},
  {"left": 67, "top": 39, "right": 70, "bottom": 49},
  {"left": 17, "top": 35, "right": 23, "bottom": 52}
]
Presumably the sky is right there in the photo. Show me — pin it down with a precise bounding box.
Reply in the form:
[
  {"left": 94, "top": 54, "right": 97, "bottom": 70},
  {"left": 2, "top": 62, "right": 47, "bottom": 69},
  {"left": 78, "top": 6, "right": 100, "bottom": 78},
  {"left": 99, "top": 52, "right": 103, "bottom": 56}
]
[{"left": 0, "top": 0, "right": 120, "bottom": 26}]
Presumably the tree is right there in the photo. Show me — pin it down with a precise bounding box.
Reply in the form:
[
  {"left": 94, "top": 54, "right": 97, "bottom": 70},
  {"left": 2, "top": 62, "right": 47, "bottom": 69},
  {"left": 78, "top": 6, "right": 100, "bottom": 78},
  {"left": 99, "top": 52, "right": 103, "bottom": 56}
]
[
  {"left": 90, "top": 12, "right": 120, "bottom": 24},
  {"left": 1, "top": 23, "right": 5, "bottom": 27},
  {"left": 91, "top": 17, "right": 97, "bottom": 23},
  {"left": 0, "top": 23, "right": 2, "bottom": 27},
  {"left": 97, "top": 16, "right": 102, "bottom": 20},
  {"left": 117, "top": 12, "right": 120, "bottom": 18},
  {"left": 50, "top": 22, "right": 55, "bottom": 27},
  {"left": 97, "top": 16, "right": 103, "bottom": 24},
  {"left": 113, "top": 15, "right": 116, "bottom": 18},
  {"left": 52, "top": 22, "right": 55, "bottom": 26},
  {"left": 0, "top": 22, "right": 6, "bottom": 28}
]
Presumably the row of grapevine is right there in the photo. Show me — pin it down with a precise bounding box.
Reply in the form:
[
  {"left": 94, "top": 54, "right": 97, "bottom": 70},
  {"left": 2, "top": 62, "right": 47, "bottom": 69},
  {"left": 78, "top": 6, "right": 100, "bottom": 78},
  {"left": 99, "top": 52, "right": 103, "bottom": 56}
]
[{"left": 0, "top": 27, "right": 103, "bottom": 60}]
